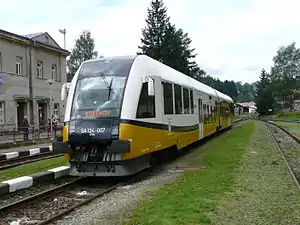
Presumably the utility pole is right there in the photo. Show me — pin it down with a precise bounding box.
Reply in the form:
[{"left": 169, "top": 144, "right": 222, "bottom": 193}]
[
  {"left": 47, "top": 79, "right": 54, "bottom": 140},
  {"left": 59, "top": 29, "right": 66, "bottom": 49}
]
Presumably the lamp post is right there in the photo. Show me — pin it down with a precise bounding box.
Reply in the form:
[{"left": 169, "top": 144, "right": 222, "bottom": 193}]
[
  {"left": 47, "top": 79, "right": 54, "bottom": 140},
  {"left": 59, "top": 29, "right": 66, "bottom": 49},
  {"left": 59, "top": 28, "right": 68, "bottom": 81}
]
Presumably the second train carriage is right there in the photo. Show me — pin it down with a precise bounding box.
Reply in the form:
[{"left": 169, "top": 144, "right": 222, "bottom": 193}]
[{"left": 53, "top": 55, "right": 234, "bottom": 177}]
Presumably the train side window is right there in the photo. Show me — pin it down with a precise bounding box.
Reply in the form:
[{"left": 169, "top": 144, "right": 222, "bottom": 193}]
[
  {"left": 210, "top": 105, "right": 213, "bottom": 122},
  {"left": 207, "top": 104, "right": 210, "bottom": 123},
  {"left": 183, "top": 87, "right": 189, "bottom": 114},
  {"left": 203, "top": 104, "right": 206, "bottom": 124},
  {"left": 136, "top": 82, "right": 156, "bottom": 118},
  {"left": 162, "top": 82, "right": 173, "bottom": 114},
  {"left": 230, "top": 103, "right": 234, "bottom": 113},
  {"left": 190, "top": 90, "right": 194, "bottom": 114},
  {"left": 174, "top": 84, "right": 182, "bottom": 114}
]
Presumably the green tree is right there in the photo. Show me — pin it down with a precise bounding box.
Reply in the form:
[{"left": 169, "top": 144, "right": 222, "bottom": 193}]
[
  {"left": 270, "top": 42, "right": 300, "bottom": 110},
  {"left": 194, "top": 74, "right": 239, "bottom": 101},
  {"left": 255, "top": 68, "right": 273, "bottom": 114},
  {"left": 235, "top": 82, "right": 256, "bottom": 102},
  {"left": 138, "top": 0, "right": 201, "bottom": 77},
  {"left": 138, "top": 0, "right": 170, "bottom": 61},
  {"left": 160, "top": 24, "right": 198, "bottom": 76},
  {"left": 67, "top": 30, "right": 98, "bottom": 81}
]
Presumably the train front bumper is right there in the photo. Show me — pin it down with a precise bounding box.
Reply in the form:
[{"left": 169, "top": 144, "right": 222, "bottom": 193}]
[{"left": 52, "top": 140, "right": 131, "bottom": 154}]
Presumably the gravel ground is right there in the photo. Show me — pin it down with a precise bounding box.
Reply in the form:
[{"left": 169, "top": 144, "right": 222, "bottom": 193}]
[
  {"left": 267, "top": 123, "right": 300, "bottom": 182},
  {"left": 55, "top": 164, "right": 182, "bottom": 225},
  {"left": 0, "top": 179, "right": 116, "bottom": 225},
  {"left": 0, "top": 176, "right": 76, "bottom": 209}
]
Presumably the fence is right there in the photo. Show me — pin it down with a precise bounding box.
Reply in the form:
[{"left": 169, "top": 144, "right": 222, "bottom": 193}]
[{"left": 0, "top": 123, "right": 63, "bottom": 144}]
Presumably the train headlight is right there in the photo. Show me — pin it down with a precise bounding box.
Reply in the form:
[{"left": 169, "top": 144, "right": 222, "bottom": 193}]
[
  {"left": 111, "top": 126, "right": 119, "bottom": 135},
  {"left": 68, "top": 121, "right": 75, "bottom": 134}
]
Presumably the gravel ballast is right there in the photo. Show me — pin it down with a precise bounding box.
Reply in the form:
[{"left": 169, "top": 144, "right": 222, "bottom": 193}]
[
  {"left": 56, "top": 165, "right": 182, "bottom": 225},
  {"left": 267, "top": 123, "right": 300, "bottom": 183},
  {"left": 0, "top": 176, "right": 76, "bottom": 209}
]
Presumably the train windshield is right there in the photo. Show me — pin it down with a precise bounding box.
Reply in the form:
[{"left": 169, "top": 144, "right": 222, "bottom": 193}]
[
  {"left": 70, "top": 76, "right": 126, "bottom": 119},
  {"left": 70, "top": 57, "right": 135, "bottom": 120}
]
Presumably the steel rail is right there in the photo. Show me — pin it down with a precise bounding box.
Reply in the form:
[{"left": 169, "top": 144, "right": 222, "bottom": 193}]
[
  {"left": 264, "top": 121, "right": 300, "bottom": 189},
  {"left": 0, "top": 152, "right": 63, "bottom": 170}
]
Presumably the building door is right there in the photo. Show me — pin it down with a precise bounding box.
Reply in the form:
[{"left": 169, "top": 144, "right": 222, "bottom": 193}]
[
  {"left": 38, "top": 103, "right": 48, "bottom": 129},
  {"left": 17, "top": 102, "right": 26, "bottom": 130}
]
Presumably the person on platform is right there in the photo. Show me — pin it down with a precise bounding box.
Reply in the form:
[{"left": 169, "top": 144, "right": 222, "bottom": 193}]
[{"left": 21, "top": 116, "right": 29, "bottom": 140}]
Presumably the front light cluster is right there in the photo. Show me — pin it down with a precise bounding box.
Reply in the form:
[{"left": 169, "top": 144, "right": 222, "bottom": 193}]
[
  {"left": 111, "top": 126, "right": 119, "bottom": 135},
  {"left": 68, "top": 121, "right": 75, "bottom": 134}
]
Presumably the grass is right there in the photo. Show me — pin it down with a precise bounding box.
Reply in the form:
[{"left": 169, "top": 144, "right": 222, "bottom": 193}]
[
  {"left": 125, "top": 121, "right": 300, "bottom": 225},
  {"left": 209, "top": 122, "right": 300, "bottom": 225},
  {"left": 273, "top": 121, "right": 300, "bottom": 139},
  {"left": 0, "top": 156, "right": 68, "bottom": 182},
  {"left": 125, "top": 121, "right": 255, "bottom": 225}
]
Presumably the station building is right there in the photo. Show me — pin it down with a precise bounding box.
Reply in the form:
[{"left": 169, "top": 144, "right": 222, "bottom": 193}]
[{"left": 0, "top": 29, "right": 70, "bottom": 129}]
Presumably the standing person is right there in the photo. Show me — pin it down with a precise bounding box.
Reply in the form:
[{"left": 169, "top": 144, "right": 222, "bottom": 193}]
[{"left": 21, "top": 116, "right": 29, "bottom": 140}]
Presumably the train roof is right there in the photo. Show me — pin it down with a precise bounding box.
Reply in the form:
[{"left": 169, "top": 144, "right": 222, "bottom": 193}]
[
  {"left": 134, "top": 55, "right": 233, "bottom": 103},
  {"left": 83, "top": 55, "right": 233, "bottom": 103}
]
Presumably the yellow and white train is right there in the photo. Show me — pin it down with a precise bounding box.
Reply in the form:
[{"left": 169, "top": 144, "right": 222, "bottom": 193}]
[{"left": 53, "top": 55, "right": 234, "bottom": 177}]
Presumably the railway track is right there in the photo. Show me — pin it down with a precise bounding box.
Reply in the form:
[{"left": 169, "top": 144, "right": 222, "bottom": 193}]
[
  {"left": 0, "top": 152, "right": 63, "bottom": 171},
  {"left": 263, "top": 121, "right": 300, "bottom": 189},
  {"left": 0, "top": 169, "right": 150, "bottom": 225},
  {"left": 264, "top": 119, "right": 300, "bottom": 124}
]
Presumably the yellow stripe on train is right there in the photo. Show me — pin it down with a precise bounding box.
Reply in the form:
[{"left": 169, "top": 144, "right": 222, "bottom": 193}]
[{"left": 119, "top": 122, "right": 221, "bottom": 160}]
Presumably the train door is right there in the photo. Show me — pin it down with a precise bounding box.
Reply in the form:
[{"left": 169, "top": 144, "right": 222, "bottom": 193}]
[
  {"left": 220, "top": 102, "right": 229, "bottom": 129},
  {"left": 153, "top": 77, "right": 164, "bottom": 149},
  {"left": 228, "top": 108, "right": 231, "bottom": 127},
  {"left": 197, "top": 98, "right": 204, "bottom": 140},
  {"left": 226, "top": 103, "right": 231, "bottom": 127},
  {"left": 219, "top": 100, "right": 224, "bottom": 130},
  {"left": 162, "top": 81, "right": 175, "bottom": 147}
]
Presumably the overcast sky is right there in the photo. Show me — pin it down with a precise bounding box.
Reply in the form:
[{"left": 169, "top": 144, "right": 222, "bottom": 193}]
[{"left": 1, "top": 0, "right": 299, "bottom": 83}]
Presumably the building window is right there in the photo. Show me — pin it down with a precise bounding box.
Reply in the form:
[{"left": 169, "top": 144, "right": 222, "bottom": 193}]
[
  {"left": 0, "top": 102, "right": 4, "bottom": 124},
  {"left": 174, "top": 84, "right": 182, "bottom": 114},
  {"left": 183, "top": 87, "right": 189, "bottom": 114},
  {"left": 16, "top": 56, "right": 22, "bottom": 75},
  {"left": 136, "top": 82, "right": 155, "bottom": 118},
  {"left": 162, "top": 82, "right": 173, "bottom": 114},
  {"left": 37, "top": 61, "right": 43, "bottom": 78},
  {"left": 52, "top": 64, "right": 57, "bottom": 80},
  {"left": 0, "top": 52, "right": 2, "bottom": 72}
]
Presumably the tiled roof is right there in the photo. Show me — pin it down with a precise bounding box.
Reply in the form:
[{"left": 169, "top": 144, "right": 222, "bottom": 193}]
[
  {"left": 22, "top": 32, "right": 45, "bottom": 39},
  {"left": 0, "top": 29, "right": 69, "bottom": 55},
  {"left": 236, "top": 102, "right": 257, "bottom": 108}
]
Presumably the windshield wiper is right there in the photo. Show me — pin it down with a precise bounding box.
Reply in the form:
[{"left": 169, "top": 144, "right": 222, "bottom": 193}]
[
  {"left": 107, "top": 78, "right": 113, "bottom": 100},
  {"left": 99, "top": 72, "right": 114, "bottom": 100},
  {"left": 99, "top": 72, "right": 110, "bottom": 88}
]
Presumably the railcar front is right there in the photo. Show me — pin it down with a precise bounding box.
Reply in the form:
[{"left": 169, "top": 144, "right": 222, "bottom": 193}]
[{"left": 53, "top": 56, "right": 145, "bottom": 177}]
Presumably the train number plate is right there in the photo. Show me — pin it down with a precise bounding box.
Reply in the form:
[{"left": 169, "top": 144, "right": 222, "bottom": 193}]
[{"left": 80, "top": 128, "right": 106, "bottom": 134}]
